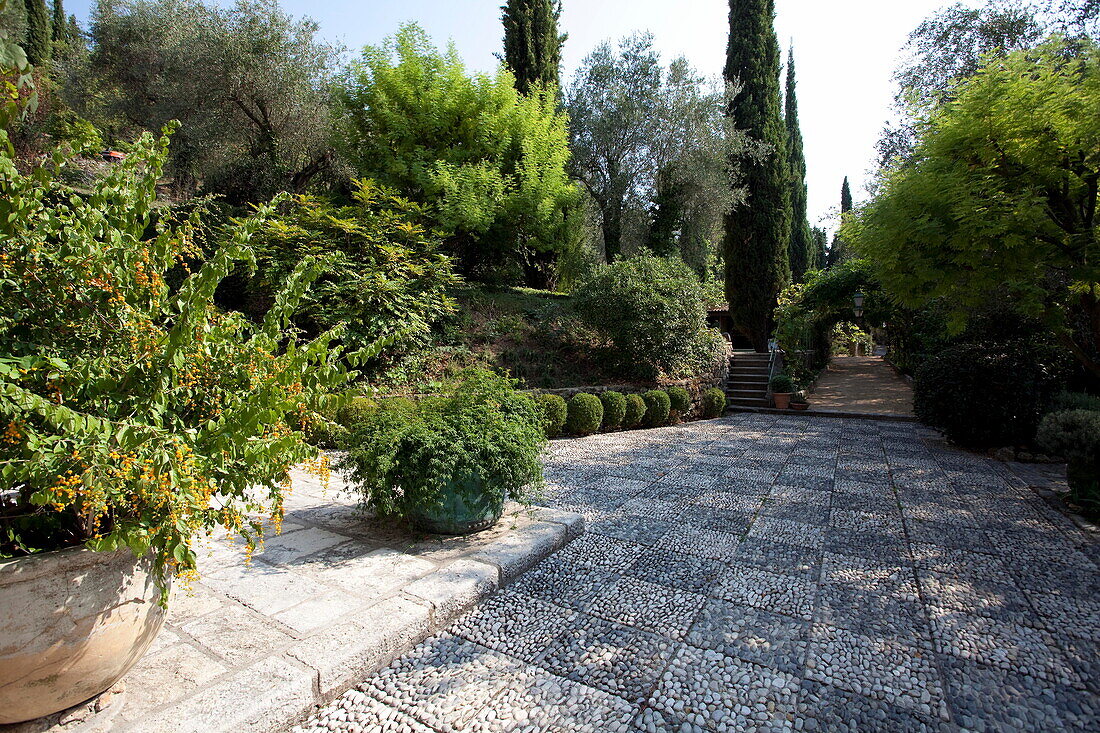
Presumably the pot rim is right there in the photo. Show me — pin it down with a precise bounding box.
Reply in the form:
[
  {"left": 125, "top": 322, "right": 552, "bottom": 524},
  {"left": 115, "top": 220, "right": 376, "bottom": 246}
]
[{"left": 0, "top": 545, "right": 139, "bottom": 585}]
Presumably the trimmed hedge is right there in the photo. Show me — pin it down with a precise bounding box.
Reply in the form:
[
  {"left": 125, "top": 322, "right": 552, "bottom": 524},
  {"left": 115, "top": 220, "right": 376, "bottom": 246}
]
[
  {"left": 600, "top": 391, "right": 627, "bottom": 430},
  {"left": 623, "top": 393, "right": 647, "bottom": 428},
  {"left": 643, "top": 389, "right": 671, "bottom": 427},
  {"left": 537, "top": 393, "right": 568, "bottom": 437},
  {"left": 667, "top": 386, "right": 691, "bottom": 415},
  {"left": 1037, "top": 409, "right": 1100, "bottom": 509},
  {"left": 335, "top": 396, "right": 377, "bottom": 429},
  {"left": 701, "top": 387, "right": 726, "bottom": 418},
  {"left": 566, "top": 393, "right": 604, "bottom": 436}
]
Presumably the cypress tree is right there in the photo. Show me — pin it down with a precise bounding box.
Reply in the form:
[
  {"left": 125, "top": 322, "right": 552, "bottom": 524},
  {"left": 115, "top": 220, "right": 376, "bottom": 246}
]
[
  {"left": 809, "top": 226, "right": 828, "bottom": 271},
  {"left": 829, "top": 176, "right": 853, "bottom": 266},
  {"left": 51, "top": 0, "right": 64, "bottom": 44},
  {"left": 722, "top": 0, "right": 791, "bottom": 350},
  {"left": 501, "top": 0, "right": 566, "bottom": 95},
  {"left": 22, "top": 0, "right": 50, "bottom": 65},
  {"left": 785, "top": 46, "right": 812, "bottom": 283}
]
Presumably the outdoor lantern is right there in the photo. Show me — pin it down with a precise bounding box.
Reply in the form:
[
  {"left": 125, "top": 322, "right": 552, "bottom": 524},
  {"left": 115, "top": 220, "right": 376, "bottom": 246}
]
[{"left": 853, "top": 292, "right": 865, "bottom": 318}]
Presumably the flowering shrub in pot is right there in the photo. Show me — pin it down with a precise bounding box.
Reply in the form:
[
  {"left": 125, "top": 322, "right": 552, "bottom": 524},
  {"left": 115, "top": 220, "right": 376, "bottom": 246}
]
[
  {"left": 0, "top": 118, "right": 353, "bottom": 721},
  {"left": 340, "top": 370, "right": 546, "bottom": 535}
]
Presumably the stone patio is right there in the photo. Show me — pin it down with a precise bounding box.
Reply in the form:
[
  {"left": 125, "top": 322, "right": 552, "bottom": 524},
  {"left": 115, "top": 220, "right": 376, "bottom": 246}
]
[
  {"left": 4, "top": 463, "right": 581, "bottom": 733},
  {"left": 297, "top": 414, "right": 1099, "bottom": 732}
]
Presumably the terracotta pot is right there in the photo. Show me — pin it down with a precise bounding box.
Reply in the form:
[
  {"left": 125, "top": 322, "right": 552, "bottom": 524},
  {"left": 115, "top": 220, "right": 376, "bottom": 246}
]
[
  {"left": 0, "top": 546, "right": 168, "bottom": 724},
  {"left": 772, "top": 392, "right": 792, "bottom": 410},
  {"left": 791, "top": 402, "right": 809, "bottom": 411}
]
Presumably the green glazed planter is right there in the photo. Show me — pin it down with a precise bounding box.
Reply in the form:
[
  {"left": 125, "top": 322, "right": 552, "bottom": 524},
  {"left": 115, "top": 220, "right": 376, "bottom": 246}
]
[{"left": 411, "top": 474, "right": 503, "bottom": 535}]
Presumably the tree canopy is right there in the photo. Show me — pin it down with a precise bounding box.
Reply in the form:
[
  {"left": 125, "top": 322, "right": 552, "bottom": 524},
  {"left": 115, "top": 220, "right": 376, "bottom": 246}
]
[
  {"left": 845, "top": 38, "right": 1100, "bottom": 376},
  {"left": 784, "top": 45, "right": 812, "bottom": 282},
  {"left": 501, "top": 0, "right": 565, "bottom": 96},
  {"left": 337, "top": 23, "right": 583, "bottom": 287}
]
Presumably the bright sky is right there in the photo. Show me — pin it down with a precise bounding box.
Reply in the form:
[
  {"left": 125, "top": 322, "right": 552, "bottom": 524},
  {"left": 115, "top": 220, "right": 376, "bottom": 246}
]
[{"left": 67, "top": 0, "right": 986, "bottom": 231}]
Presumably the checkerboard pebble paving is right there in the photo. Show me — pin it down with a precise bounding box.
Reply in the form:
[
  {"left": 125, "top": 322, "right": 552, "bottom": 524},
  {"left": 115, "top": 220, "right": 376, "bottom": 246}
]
[{"left": 295, "top": 414, "right": 1099, "bottom": 733}]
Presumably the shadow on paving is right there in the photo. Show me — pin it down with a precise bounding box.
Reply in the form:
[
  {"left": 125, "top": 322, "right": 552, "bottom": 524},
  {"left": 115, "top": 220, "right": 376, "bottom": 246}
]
[
  {"left": 296, "top": 414, "right": 1098, "bottom": 733},
  {"left": 810, "top": 356, "right": 914, "bottom": 416}
]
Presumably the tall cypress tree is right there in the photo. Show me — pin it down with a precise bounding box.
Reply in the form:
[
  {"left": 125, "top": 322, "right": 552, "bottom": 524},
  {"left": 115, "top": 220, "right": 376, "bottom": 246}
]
[
  {"left": 809, "top": 226, "right": 828, "bottom": 270},
  {"left": 50, "top": 0, "right": 64, "bottom": 45},
  {"left": 722, "top": 0, "right": 791, "bottom": 350},
  {"left": 784, "top": 45, "right": 812, "bottom": 282},
  {"left": 829, "top": 176, "right": 853, "bottom": 266},
  {"left": 22, "top": 0, "right": 50, "bottom": 65},
  {"left": 501, "top": 0, "right": 566, "bottom": 95}
]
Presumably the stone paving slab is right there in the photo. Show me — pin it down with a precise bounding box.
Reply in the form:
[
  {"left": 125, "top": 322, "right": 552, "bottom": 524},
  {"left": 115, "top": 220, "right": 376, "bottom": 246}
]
[
  {"left": 3, "top": 461, "right": 581, "bottom": 733},
  {"left": 297, "top": 414, "right": 1099, "bottom": 733}
]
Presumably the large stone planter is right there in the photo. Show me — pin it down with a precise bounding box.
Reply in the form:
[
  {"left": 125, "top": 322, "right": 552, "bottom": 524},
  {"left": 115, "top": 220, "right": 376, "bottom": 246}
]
[
  {"left": 0, "top": 546, "right": 168, "bottom": 724},
  {"left": 411, "top": 474, "right": 503, "bottom": 535}
]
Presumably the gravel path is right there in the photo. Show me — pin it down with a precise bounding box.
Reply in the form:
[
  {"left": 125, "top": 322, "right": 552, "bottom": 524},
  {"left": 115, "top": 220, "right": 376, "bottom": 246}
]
[{"left": 295, "top": 415, "right": 1098, "bottom": 732}]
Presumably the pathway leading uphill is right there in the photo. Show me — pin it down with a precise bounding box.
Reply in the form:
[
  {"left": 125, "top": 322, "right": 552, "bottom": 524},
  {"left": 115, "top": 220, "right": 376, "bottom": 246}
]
[{"left": 296, "top": 414, "right": 1097, "bottom": 732}]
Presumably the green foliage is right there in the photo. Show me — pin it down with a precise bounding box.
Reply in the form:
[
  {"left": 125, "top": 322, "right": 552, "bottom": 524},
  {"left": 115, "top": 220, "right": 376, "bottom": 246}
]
[
  {"left": 22, "top": 0, "right": 49, "bottom": 65},
  {"left": 49, "top": 0, "right": 61, "bottom": 43},
  {"left": 0, "top": 125, "right": 353, "bottom": 589},
  {"left": 701, "top": 387, "right": 726, "bottom": 418},
  {"left": 831, "top": 322, "right": 873, "bottom": 356},
  {"left": 337, "top": 23, "right": 583, "bottom": 287},
  {"left": 667, "top": 386, "right": 691, "bottom": 414},
  {"left": 45, "top": 108, "right": 101, "bottom": 151},
  {"left": 1051, "top": 391, "right": 1100, "bottom": 413},
  {"left": 1037, "top": 409, "right": 1100, "bottom": 508},
  {"left": 623, "top": 393, "right": 646, "bottom": 428},
  {"left": 846, "top": 38, "right": 1100, "bottom": 378},
  {"left": 339, "top": 370, "right": 546, "bottom": 521},
  {"left": 914, "top": 341, "right": 1065, "bottom": 448},
  {"left": 769, "top": 374, "right": 795, "bottom": 393},
  {"left": 566, "top": 392, "right": 603, "bottom": 436},
  {"left": 599, "top": 390, "right": 626, "bottom": 429},
  {"left": 573, "top": 255, "right": 716, "bottom": 379},
  {"left": 501, "top": 0, "right": 565, "bottom": 96},
  {"left": 84, "top": 0, "right": 340, "bottom": 201},
  {"left": 642, "top": 389, "right": 671, "bottom": 427},
  {"left": 723, "top": 0, "right": 791, "bottom": 350},
  {"left": 785, "top": 46, "right": 812, "bottom": 282},
  {"left": 536, "top": 393, "right": 567, "bottom": 437},
  {"left": 334, "top": 397, "right": 378, "bottom": 431},
  {"left": 250, "top": 180, "right": 460, "bottom": 358}
]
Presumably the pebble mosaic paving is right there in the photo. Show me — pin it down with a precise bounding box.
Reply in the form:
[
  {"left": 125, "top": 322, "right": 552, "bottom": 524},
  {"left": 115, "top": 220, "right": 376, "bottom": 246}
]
[{"left": 296, "top": 414, "right": 1099, "bottom": 732}]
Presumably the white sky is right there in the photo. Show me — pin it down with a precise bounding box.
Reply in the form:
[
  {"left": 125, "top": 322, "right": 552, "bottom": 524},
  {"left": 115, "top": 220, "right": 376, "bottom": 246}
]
[{"left": 71, "top": 0, "right": 986, "bottom": 231}]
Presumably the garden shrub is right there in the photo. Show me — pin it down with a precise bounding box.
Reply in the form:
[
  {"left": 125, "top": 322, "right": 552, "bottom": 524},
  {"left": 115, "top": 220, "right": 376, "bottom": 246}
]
[
  {"left": 305, "top": 415, "right": 349, "bottom": 449},
  {"left": 335, "top": 397, "right": 378, "bottom": 429},
  {"left": 0, "top": 125, "right": 352, "bottom": 592},
  {"left": 1037, "top": 410, "right": 1100, "bottom": 509},
  {"left": 769, "top": 374, "right": 795, "bottom": 393},
  {"left": 623, "top": 393, "right": 647, "bottom": 428},
  {"left": 701, "top": 387, "right": 727, "bottom": 418},
  {"left": 643, "top": 389, "right": 672, "bottom": 427},
  {"left": 573, "top": 255, "right": 713, "bottom": 379},
  {"left": 566, "top": 393, "right": 603, "bottom": 436},
  {"left": 1050, "top": 391, "right": 1100, "bottom": 414},
  {"left": 600, "top": 391, "right": 627, "bottom": 430},
  {"left": 339, "top": 370, "right": 545, "bottom": 520},
  {"left": 536, "top": 393, "right": 568, "bottom": 437},
  {"left": 250, "top": 180, "right": 461, "bottom": 358},
  {"left": 667, "top": 386, "right": 692, "bottom": 416},
  {"left": 914, "top": 341, "right": 1064, "bottom": 449}
]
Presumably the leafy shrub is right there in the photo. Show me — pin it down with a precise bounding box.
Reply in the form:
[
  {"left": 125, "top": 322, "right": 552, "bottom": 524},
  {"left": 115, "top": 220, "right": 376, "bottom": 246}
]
[
  {"left": 305, "top": 417, "right": 349, "bottom": 449},
  {"left": 600, "top": 391, "right": 627, "bottom": 430},
  {"left": 623, "top": 393, "right": 647, "bottom": 428},
  {"left": 667, "top": 386, "right": 692, "bottom": 415},
  {"left": 536, "top": 393, "right": 567, "bottom": 437},
  {"left": 1037, "top": 410, "right": 1100, "bottom": 509},
  {"left": 573, "top": 255, "right": 712, "bottom": 379},
  {"left": 336, "top": 397, "right": 378, "bottom": 429},
  {"left": 566, "top": 393, "right": 603, "bottom": 436},
  {"left": 914, "top": 341, "right": 1064, "bottom": 449},
  {"left": 701, "top": 388, "right": 726, "bottom": 418},
  {"left": 339, "top": 370, "right": 546, "bottom": 520},
  {"left": 769, "top": 374, "right": 795, "bottom": 393},
  {"left": 0, "top": 127, "right": 352, "bottom": 592},
  {"left": 1050, "top": 391, "right": 1100, "bottom": 414},
  {"left": 643, "top": 390, "right": 672, "bottom": 427},
  {"left": 250, "top": 180, "right": 460, "bottom": 358}
]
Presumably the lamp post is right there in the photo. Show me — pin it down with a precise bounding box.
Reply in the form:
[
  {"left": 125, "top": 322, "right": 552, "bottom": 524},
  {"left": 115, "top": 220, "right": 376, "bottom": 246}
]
[{"left": 852, "top": 292, "right": 865, "bottom": 319}]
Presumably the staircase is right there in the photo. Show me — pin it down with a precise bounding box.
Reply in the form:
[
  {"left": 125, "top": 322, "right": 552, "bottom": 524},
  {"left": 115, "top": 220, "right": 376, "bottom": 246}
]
[{"left": 725, "top": 349, "right": 770, "bottom": 409}]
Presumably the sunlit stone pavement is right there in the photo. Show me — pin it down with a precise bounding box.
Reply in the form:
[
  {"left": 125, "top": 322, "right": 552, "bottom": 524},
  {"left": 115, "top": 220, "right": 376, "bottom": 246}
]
[{"left": 296, "top": 414, "right": 1099, "bottom": 732}]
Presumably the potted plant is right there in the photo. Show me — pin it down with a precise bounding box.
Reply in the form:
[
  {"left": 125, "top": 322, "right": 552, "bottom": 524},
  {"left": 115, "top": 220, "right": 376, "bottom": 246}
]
[
  {"left": 340, "top": 370, "right": 546, "bottom": 535},
  {"left": 770, "top": 373, "right": 795, "bottom": 409},
  {"left": 790, "top": 393, "right": 810, "bottom": 411},
  {"left": 0, "top": 126, "right": 351, "bottom": 723}
]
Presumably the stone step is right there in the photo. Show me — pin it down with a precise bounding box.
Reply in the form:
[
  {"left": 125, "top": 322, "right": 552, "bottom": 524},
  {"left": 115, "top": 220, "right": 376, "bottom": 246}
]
[
  {"left": 729, "top": 365, "right": 770, "bottom": 374},
  {"left": 727, "top": 373, "right": 769, "bottom": 382},
  {"left": 728, "top": 397, "right": 770, "bottom": 408},
  {"left": 727, "top": 390, "right": 767, "bottom": 400}
]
